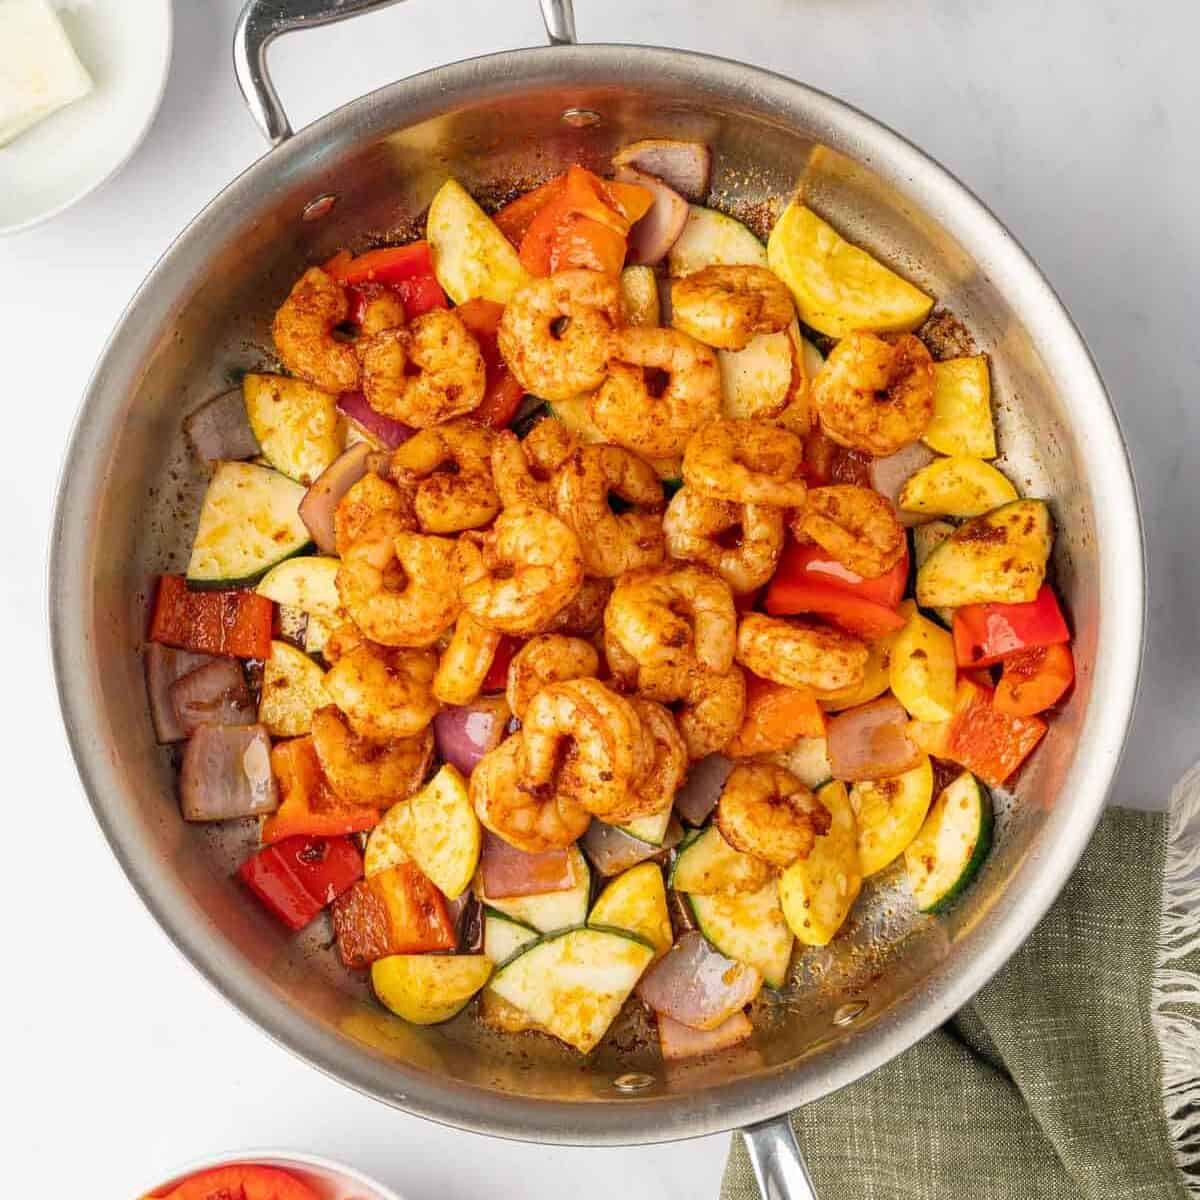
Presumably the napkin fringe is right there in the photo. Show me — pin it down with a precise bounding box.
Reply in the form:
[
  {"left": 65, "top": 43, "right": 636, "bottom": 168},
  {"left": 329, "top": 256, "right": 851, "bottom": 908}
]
[{"left": 1153, "top": 764, "right": 1200, "bottom": 1192}]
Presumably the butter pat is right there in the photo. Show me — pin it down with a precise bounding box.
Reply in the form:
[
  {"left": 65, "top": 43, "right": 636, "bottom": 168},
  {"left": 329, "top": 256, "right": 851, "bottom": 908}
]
[{"left": 0, "top": 0, "right": 94, "bottom": 147}]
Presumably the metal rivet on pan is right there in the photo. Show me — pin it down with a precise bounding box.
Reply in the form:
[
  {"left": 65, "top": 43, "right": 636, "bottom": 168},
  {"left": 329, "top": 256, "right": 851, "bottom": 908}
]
[
  {"left": 832, "top": 1001, "right": 868, "bottom": 1027},
  {"left": 613, "top": 1072, "right": 656, "bottom": 1092},
  {"left": 301, "top": 193, "right": 339, "bottom": 221},
  {"left": 561, "top": 107, "right": 601, "bottom": 128}
]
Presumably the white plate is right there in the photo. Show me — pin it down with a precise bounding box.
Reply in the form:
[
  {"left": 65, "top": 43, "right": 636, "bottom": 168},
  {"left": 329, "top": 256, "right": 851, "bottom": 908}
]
[{"left": 0, "top": 0, "right": 172, "bottom": 235}]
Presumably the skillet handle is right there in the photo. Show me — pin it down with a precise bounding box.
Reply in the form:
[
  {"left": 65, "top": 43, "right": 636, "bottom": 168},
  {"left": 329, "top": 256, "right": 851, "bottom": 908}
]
[
  {"left": 234, "top": 0, "right": 578, "bottom": 145},
  {"left": 741, "top": 1117, "right": 821, "bottom": 1200}
]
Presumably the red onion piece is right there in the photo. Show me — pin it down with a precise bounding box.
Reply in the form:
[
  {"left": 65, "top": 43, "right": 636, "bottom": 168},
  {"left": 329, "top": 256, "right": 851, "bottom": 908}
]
[
  {"left": 168, "top": 659, "right": 255, "bottom": 737},
  {"left": 658, "top": 1010, "right": 753, "bottom": 1061},
  {"left": 612, "top": 139, "right": 712, "bottom": 202},
  {"left": 826, "top": 696, "right": 923, "bottom": 782},
  {"left": 183, "top": 388, "right": 260, "bottom": 467},
  {"left": 145, "top": 644, "right": 219, "bottom": 743},
  {"left": 615, "top": 166, "right": 689, "bottom": 266},
  {"left": 433, "top": 697, "right": 510, "bottom": 776},
  {"left": 869, "top": 441, "right": 936, "bottom": 527},
  {"left": 480, "top": 830, "right": 575, "bottom": 898},
  {"left": 656, "top": 274, "right": 674, "bottom": 325},
  {"left": 638, "top": 930, "right": 762, "bottom": 1030},
  {"left": 675, "top": 754, "right": 733, "bottom": 826},
  {"left": 298, "top": 441, "right": 372, "bottom": 555},
  {"left": 337, "top": 390, "right": 415, "bottom": 450},
  {"left": 179, "top": 724, "right": 278, "bottom": 822},
  {"left": 582, "top": 820, "right": 661, "bottom": 877}
]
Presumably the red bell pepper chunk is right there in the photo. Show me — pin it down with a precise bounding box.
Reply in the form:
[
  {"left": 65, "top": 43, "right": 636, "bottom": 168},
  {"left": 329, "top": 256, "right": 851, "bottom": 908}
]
[
  {"left": 494, "top": 174, "right": 568, "bottom": 245},
  {"left": 944, "top": 678, "right": 1047, "bottom": 787},
  {"left": 771, "top": 540, "right": 909, "bottom": 608},
  {"left": 160, "top": 1164, "right": 321, "bottom": 1200},
  {"left": 328, "top": 241, "right": 436, "bottom": 287},
  {"left": 149, "top": 575, "right": 273, "bottom": 660},
  {"left": 261, "top": 736, "right": 380, "bottom": 845},
  {"left": 952, "top": 584, "right": 1070, "bottom": 668},
  {"left": 455, "top": 298, "right": 528, "bottom": 428},
  {"left": 481, "top": 634, "right": 520, "bottom": 693},
  {"left": 239, "top": 835, "right": 364, "bottom": 931},
  {"left": 332, "top": 862, "right": 457, "bottom": 968},
  {"left": 994, "top": 642, "right": 1075, "bottom": 717},
  {"left": 395, "top": 272, "right": 448, "bottom": 317}
]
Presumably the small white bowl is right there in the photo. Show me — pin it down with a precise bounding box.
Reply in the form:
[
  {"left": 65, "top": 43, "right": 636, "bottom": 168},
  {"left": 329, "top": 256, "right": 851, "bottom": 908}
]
[
  {"left": 0, "top": 0, "right": 172, "bottom": 236},
  {"left": 133, "top": 1150, "right": 405, "bottom": 1200}
]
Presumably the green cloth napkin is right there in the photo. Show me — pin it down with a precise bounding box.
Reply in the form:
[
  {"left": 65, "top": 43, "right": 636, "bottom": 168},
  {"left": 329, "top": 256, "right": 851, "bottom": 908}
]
[{"left": 723, "top": 772, "right": 1200, "bottom": 1200}]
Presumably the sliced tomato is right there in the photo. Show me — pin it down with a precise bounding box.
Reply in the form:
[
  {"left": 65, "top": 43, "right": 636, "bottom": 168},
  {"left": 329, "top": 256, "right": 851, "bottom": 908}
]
[
  {"left": 149, "top": 575, "right": 273, "bottom": 660},
  {"left": 482, "top": 635, "right": 520, "bottom": 692},
  {"left": 944, "top": 678, "right": 1047, "bottom": 788},
  {"left": 162, "top": 1164, "right": 320, "bottom": 1200},
  {"left": 994, "top": 642, "right": 1075, "bottom": 716},
  {"left": 328, "top": 241, "right": 435, "bottom": 286},
  {"left": 952, "top": 585, "right": 1070, "bottom": 668},
  {"left": 261, "top": 737, "right": 379, "bottom": 845},
  {"left": 725, "top": 673, "right": 826, "bottom": 757}
]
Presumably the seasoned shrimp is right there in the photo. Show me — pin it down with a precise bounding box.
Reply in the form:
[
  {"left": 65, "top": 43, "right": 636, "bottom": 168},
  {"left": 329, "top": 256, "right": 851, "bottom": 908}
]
[
  {"left": 639, "top": 661, "right": 747, "bottom": 761},
  {"left": 605, "top": 564, "right": 736, "bottom": 674},
  {"left": 311, "top": 705, "right": 433, "bottom": 805},
  {"left": 471, "top": 735, "right": 590, "bottom": 853},
  {"left": 504, "top": 634, "right": 598, "bottom": 720},
  {"left": 812, "top": 331, "right": 934, "bottom": 456},
  {"left": 336, "top": 513, "right": 461, "bottom": 647},
  {"left": 716, "top": 763, "right": 830, "bottom": 868},
  {"left": 323, "top": 642, "right": 439, "bottom": 740},
  {"left": 433, "top": 612, "right": 502, "bottom": 706},
  {"left": 663, "top": 487, "right": 785, "bottom": 594},
  {"left": 736, "top": 612, "right": 867, "bottom": 693},
  {"left": 590, "top": 327, "right": 723, "bottom": 459},
  {"left": 682, "top": 419, "right": 808, "bottom": 507},
  {"left": 458, "top": 504, "right": 584, "bottom": 635},
  {"left": 670, "top": 265, "right": 794, "bottom": 352},
  {"left": 272, "top": 267, "right": 360, "bottom": 394},
  {"left": 389, "top": 419, "right": 499, "bottom": 534},
  {"left": 553, "top": 444, "right": 665, "bottom": 578},
  {"left": 352, "top": 283, "right": 407, "bottom": 337},
  {"left": 321, "top": 622, "right": 364, "bottom": 665},
  {"left": 491, "top": 419, "right": 577, "bottom": 509},
  {"left": 539, "top": 575, "right": 612, "bottom": 637},
  {"left": 613, "top": 698, "right": 688, "bottom": 824},
  {"left": 519, "top": 678, "right": 647, "bottom": 819},
  {"left": 334, "top": 472, "right": 415, "bottom": 557},
  {"left": 498, "top": 270, "right": 620, "bottom": 402},
  {"left": 795, "top": 484, "right": 906, "bottom": 579},
  {"left": 359, "top": 309, "right": 486, "bottom": 428}
]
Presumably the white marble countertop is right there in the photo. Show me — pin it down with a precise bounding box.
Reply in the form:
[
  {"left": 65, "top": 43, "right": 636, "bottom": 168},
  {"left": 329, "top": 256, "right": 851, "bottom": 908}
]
[{"left": 5, "top": 0, "right": 1197, "bottom": 1195}]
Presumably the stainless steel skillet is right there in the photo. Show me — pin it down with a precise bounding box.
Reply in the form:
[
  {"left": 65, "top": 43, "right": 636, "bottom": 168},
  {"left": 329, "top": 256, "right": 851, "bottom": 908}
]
[{"left": 49, "top": 1, "right": 1144, "bottom": 1196}]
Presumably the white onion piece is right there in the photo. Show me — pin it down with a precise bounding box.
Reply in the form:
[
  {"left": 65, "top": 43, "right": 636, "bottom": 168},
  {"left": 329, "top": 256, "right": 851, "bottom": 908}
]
[
  {"left": 638, "top": 930, "right": 762, "bottom": 1030},
  {"left": 179, "top": 724, "right": 278, "bottom": 822},
  {"left": 169, "top": 659, "right": 255, "bottom": 737},
  {"left": 615, "top": 166, "right": 689, "bottom": 266},
  {"left": 826, "top": 695, "right": 922, "bottom": 782},
  {"left": 298, "top": 442, "right": 373, "bottom": 555},
  {"left": 433, "top": 697, "right": 510, "bottom": 777},
  {"left": 612, "top": 139, "right": 712, "bottom": 202},
  {"left": 869, "top": 442, "right": 936, "bottom": 527},
  {"left": 183, "top": 388, "right": 260, "bottom": 467},
  {"left": 675, "top": 754, "right": 733, "bottom": 826},
  {"left": 144, "top": 644, "right": 219, "bottom": 743},
  {"left": 658, "top": 1010, "right": 753, "bottom": 1060}
]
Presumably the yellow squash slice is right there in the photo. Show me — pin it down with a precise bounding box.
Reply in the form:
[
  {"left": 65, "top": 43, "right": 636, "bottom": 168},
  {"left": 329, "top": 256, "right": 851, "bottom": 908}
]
[
  {"left": 899, "top": 456, "right": 1017, "bottom": 519},
  {"left": 850, "top": 757, "right": 935, "bottom": 877},
  {"left": 242, "top": 373, "right": 341, "bottom": 486},
  {"left": 427, "top": 178, "right": 531, "bottom": 305},
  {"left": 925, "top": 357, "right": 996, "bottom": 458},
  {"left": 588, "top": 861, "right": 673, "bottom": 958},
  {"left": 371, "top": 954, "right": 492, "bottom": 1025},
  {"left": 258, "top": 640, "right": 328, "bottom": 737}
]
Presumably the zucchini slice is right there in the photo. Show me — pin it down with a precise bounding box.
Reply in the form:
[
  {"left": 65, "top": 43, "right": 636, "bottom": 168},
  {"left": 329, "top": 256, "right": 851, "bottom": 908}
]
[
  {"left": 371, "top": 954, "right": 492, "bottom": 1025},
  {"left": 916, "top": 499, "right": 1053, "bottom": 608},
  {"left": 904, "top": 771, "right": 994, "bottom": 912},
  {"left": 898, "top": 456, "right": 1017, "bottom": 519},
  {"left": 483, "top": 907, "right": 540, "bottom": 965},
  {"left": 256, "top": 555, "right": 342, "bottom": 621},
  {"left": 910, "top": 519, "right": 957, "bottom": 628},
  {"left": 475, "top": 845, "right": 590, "bottom": 932},
  {"left": 850, "top": 757, "right": 935, "bottom": 877},
  {"left": 925, "top": 356, "right": 996, "bottom": 459},
  {"left": 488, "top": 925, "right": 655, "bottom": 1053},
  {"left": 770, "top": 736, "right": 833, "bottom": 790},
  {"left": 258, "top": 640, "right": 328, "bottom": 737},
  {"left": 689, "top": 879, "right": 794, "bottom": 987},
  {"left": 621, "top": 805, "right": 674, "bottom": 846},
  {"left": 304, "top": 613, "right": 336, "bottom": 658},
  {"left": 427, "top": 178, "right": 531, "bottom": 305},
  {"left": 779, "top": 780, "right": 863, "bottom": 946},
  {"left": 242, "top": 373, "right": 341, "bottom": 485},
  {"left": 185, "top": 462, "right": 311, "bottom": 587},
  {"left": 588, "top": 861, "right": 672, "bottom": 957},
  {"left": 669, "top": 824, "right": 773, "bottom": 896},
  {"left": 668, "top": 205, "right": 767, "bottom": 276}
]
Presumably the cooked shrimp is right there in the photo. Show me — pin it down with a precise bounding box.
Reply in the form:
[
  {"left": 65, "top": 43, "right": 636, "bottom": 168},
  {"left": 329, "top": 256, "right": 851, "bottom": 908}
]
[
  {"left": 663, "top": 487, "right": 785, "bottom": 594},
  {"left": 682, "top": 418, "right": 808, "bottom": 507},
  {"left": 471, "top": 735, "right": 590, "bottom": 853},
  {"left": 433, "top": 612, "right": 502, "bottom": 706},
  {"left": 610, "top": 698, "right": 688, "bottom": 824},
  {"left": 359, "top": 309, "right": 486, "bottom": 428},
  {"left": 352, "top": 283, "right": 406, "bottom": 337},
  {"left": 506, "top": 634, "right": 600, "bottom": 719},
  {"left": 322, "top": 622, "right": 364, "bottom": 665},
  {"left": 336, "top": 513, "right": 461, "bottom": 647},
  {"left": 736, "top": 612, "right": 867, "bottom": 693},
  {"left": 812, "top": 331, "right": 935, "bottom": 456},
  {"left": 389, "top": 419, "right": 499, "bottom": 534},
  {"left": 553, "top": 444, "right": 665, "bottom": 578},
  {"left": 590, "top": 327, "right": 723, "bottom": 459},
  {"left": 539, "top": 575, "right": 612, "bottom": 637},
  {"left": 334, "top": 471, "right": 415, "bottom": 557},
  {"left": 678, "top": 664, "right": 747, "bottom": 761},
  {"left": 605, "top": 564, "right": 736, "bottom": 674},
  {"left": 271, "top": 267, "right": 359, "bottom": 393},
  {"left": 716, "top": 763, "right": 830, "bottom": 868},
  {"left": 323, "top": 642, "right": 439, "bottom": 740},
  {"left": 795, "top": 484, "right": 906, "bottom": 580},
  {"left": 491, "top": 419, "right": 577, "bottom": 509},
  {"left": 670, "top": 265, "right": 794, "bottom": 352},
  {"left": 519, "top": 678, "right": 647, "bottom": 820},
  {"left": 498, "top": 270, "right": 620, "bottom": 402},
  {"left": 458, "top": 504, "right": 584, "bottom": 635},
  {"left": 311, "top": 705, "right": 433, "bottom": 805}
]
